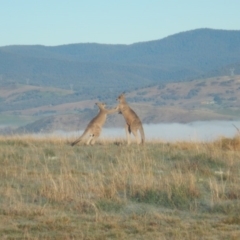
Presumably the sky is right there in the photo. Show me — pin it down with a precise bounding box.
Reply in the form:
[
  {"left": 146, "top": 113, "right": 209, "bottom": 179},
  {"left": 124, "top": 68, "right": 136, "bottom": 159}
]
[{"left": 0, "top": 0, "right": 240, "bottom": 47}]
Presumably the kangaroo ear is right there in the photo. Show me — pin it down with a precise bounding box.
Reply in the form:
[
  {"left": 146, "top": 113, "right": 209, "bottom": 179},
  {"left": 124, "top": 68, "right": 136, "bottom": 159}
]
[{"left": 119, "top": 92, "right": 125, "bottom": 97}]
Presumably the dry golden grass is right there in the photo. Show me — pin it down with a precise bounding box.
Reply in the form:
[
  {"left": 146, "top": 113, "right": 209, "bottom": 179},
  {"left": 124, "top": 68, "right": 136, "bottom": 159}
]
[{"left": 0, "top": 135, "right": 240, "bottom": 239}]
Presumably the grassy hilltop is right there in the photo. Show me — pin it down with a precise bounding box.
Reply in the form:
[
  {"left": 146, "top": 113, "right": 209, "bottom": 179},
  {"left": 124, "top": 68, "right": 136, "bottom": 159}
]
[{"left": 1, "top": 135, "right": 240, "bottom": 239}]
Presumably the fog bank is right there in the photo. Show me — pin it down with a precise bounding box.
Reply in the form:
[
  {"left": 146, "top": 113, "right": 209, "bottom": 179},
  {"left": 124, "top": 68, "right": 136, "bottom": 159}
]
[{"left": 57, "top": 120, "right": 240, "bottom": 142}]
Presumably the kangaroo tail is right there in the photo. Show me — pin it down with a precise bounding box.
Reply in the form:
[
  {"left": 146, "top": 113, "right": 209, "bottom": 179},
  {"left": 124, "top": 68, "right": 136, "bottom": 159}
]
[
  {"left": 71, "top": 129, "right": 88, "bottom": 146},
  {"left": 139, "top": 124, "right": 145, "bottom": 144},
  {"left": 71, "top": 138, "right": 81, "bottom": 146}
]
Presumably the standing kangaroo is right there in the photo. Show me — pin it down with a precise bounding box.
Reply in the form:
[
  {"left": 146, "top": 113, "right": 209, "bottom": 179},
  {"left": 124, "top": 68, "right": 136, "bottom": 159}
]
[
  {"left": 116, "top": 93, "right": 145, "bottom": 145},
  {"left": 71, "top": 102, "right": 116, "bottom": 146}
]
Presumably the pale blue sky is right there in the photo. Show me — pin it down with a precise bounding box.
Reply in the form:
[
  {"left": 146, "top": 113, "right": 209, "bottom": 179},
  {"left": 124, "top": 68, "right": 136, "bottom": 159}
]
[{"left": 1, "top": 0, "right": 239, "bottom": 46}]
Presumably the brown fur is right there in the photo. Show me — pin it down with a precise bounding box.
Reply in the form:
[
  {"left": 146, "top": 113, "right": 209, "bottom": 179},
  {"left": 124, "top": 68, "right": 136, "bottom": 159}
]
[
  {"left": 116, "top": 93, "right": 145, "bottom": 145},
  {"left": 71, "top": 102, "right": 116, "bottom": 146}
]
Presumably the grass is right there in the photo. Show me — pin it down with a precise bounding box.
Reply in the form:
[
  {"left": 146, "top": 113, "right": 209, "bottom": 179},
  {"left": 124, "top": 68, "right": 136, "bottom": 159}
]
[{"left": 0, "top": 135, "right": 240, "bottom": 239}]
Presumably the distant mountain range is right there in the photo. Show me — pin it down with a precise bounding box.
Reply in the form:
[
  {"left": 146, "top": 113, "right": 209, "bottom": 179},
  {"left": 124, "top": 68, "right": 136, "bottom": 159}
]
[
  {"left": 0, "top": 28, "right": 240, "bottom": 133},
  {"left": 1, "top": 28, "right": 240, "bottom": 94}
]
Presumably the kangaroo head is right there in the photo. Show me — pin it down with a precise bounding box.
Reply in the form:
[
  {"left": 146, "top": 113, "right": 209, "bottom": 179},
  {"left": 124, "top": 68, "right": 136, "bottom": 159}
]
[
  {"left": 95, "top": 102, "right": 106, "bottom": 109},
  {"left": 116, "top": 93, "right": 126, "bottom": 103}
]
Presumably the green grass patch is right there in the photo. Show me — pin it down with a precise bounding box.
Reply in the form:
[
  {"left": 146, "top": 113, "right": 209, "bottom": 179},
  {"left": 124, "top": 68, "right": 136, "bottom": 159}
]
[
  {"left": 132, "top": 184, "right": 200, "bottom": 210},
  {"left": 96, "top": 199, "right": 125, "bottom": 213}
]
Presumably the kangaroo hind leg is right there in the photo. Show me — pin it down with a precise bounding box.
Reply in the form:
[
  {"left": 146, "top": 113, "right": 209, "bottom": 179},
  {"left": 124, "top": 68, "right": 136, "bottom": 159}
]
[
  {"left": 131, "top": 128, "right": 141, "bottom": 144},
  {"left": 125, "top": 124, "right": 131, "bottom": 145},
  {"left": 86, "top": 133, "right": 94, "bottom": 145},
  {"left": 89, "top": 135, "right": 100, "bottom": 145},
  {"left": 89, "top": 128, "right": 101, "bottom": 145}
]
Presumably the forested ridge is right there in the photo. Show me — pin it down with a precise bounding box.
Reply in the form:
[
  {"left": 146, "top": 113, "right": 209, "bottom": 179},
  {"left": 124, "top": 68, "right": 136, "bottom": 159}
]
[{"left": 1, "top": 28, "right": 240, "bottom": 96}]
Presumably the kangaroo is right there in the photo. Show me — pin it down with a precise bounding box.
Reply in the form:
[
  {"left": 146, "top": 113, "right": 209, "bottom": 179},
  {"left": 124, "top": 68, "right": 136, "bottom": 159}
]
[
  {"left": 71, "top": 102, "right": 117, "bottom": 146},
  {"left": 116, "top": 93, "right": 145, "bottom": 145}
]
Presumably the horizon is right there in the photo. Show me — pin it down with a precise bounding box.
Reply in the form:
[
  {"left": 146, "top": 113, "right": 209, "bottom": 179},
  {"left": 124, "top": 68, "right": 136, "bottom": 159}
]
[{"left": 1, "top": 28, "right": 239, "bottom": 48}]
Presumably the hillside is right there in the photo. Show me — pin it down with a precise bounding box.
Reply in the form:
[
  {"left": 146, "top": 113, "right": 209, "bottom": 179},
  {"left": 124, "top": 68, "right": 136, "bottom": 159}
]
[
  {"left": 0, "top": 28, "right": 240, "bottom": 133},
  {"left": 1, "top": 29, "right": 240, "bottom": 92},
  {"left": 0, "top": 74, "right": 238, "bottom": 133}
]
